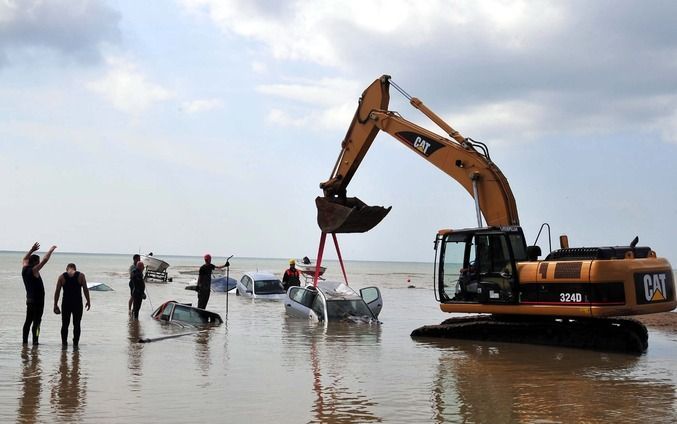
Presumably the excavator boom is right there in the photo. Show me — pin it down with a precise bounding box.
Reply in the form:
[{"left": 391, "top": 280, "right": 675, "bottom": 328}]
[{"left": 318, "top": 75, "right": 518, "bottom": 233}]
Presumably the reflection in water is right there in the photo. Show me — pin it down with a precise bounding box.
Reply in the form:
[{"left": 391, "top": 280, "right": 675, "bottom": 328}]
[
  {"left": 127, "top": 319, "right": 143, "bottom": 390},
  {"left": 18, "top": 346, "right": 42, "bottom": 423},
  {"left": 302, "top": 322, "right": 383, "bottom": 423},
  {"left": 195, "top": 328, "right": 212, "bottom": 379},
  {"left": 425, "top": 340, "right": 677, "bottom": 423},
  {"left": 50, "top": 350, "right": 86, "bottom": 421}
]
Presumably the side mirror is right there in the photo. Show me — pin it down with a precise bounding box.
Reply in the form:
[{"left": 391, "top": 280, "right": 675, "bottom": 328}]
[{"left": 526, "top": 245, "right": 541, "bottom": 261}]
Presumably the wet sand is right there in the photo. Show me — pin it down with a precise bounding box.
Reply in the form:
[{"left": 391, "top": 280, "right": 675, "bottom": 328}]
[{"left": 636, "top": 312, "right": 677, "bottom": 335}]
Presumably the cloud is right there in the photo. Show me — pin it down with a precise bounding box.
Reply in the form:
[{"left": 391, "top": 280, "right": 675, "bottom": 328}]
[
  {"left": 180, "top": 98, "right": 224, "bottom": 114},
  {"left": 258, "top": 78, "right": 362, "bottom": 130},
  {"left": 86, "top": 56, "right": 174, "bottom": 115},
  {"left": 183, "top": 0, "right": 677, "bottom": 144},
  {"left": 0, "top": 0, "right": 120, "bottom": 66}
]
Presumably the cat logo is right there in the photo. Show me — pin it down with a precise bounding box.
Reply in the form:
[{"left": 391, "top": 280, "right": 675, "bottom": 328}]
[
  {"left": 643, "top": 273, "right": 667, "bottom": 302},
  {"left": 634, "top": 271, "right": 674, "bottom": 304},
  {"left": 395, "top": 131, "right": 444, "bottom": 157},
  {"left": 413, "top": 136, "right": 431, "bottom": 155}
]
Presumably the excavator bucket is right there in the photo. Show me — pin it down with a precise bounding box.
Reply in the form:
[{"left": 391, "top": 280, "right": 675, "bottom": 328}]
[{"left": 316, "top": 196, "right": 391, "bottom": 233}]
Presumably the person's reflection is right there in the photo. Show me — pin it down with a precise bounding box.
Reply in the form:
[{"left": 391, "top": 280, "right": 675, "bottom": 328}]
[
  {"left": 18, "top": 345, "right": 42, "bottom": 422},
  {"left": 50, "top": 349, "right": 86, "bottom": 421},
  {"left": 195, "top": 328, "right": 212, "bottom": 377},
  {"left": 128, "top": 319, "right": 143, "bottom": 390}
]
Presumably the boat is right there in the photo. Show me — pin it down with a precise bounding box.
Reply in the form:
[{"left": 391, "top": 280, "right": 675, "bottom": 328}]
[
  {"left": 296, "top": 258, "right": 326, "bottom": 278},
  {"left": 151, "top": 300, "right": 223, "bottom": 325},
  {"left": 140, "top": 254, "right": 170, "bottom": 272},
  {"left": 141, "top": 253, "right": 170, "bottom": 282}
]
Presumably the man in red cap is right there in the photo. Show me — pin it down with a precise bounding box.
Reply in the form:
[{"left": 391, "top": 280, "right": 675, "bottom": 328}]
[{"left": 197, "top": 254, "right": 229, "bottom": 309}]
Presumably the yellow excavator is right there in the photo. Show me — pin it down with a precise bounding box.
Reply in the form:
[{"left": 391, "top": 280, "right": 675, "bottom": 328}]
[{"left": 316, "top": 75, "right": 676, "bottom": 353}]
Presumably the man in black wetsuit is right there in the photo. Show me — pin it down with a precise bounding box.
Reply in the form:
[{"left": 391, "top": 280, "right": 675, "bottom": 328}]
[
  {"left": 130, "top": 261, "right": 146, "bottom": 320},
  {"left": 197, "top": 254, "right": 229, "bottom": 309},
  {"left": 21, "top": 242, "right": 56, "bottom": 345},
  {"left": 53, "top": 263, "right": 91, "bottom": 348}
]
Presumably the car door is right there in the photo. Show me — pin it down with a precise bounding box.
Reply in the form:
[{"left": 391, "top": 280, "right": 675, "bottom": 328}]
[
  {"left": 360, "top": 287, "right": 383, "bottom": 318},
  {"left": 285, "top": 287, "right": 313, "bottom": 318}
]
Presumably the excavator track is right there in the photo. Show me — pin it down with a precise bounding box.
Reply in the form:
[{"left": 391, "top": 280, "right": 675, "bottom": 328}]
[{"left": 411, "top": 315, "right": 649, "bottom": 354}]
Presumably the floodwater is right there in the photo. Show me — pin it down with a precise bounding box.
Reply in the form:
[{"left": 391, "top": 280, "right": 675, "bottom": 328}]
[{"left": 1, "top": 251, "right": 675, "bottom": 423}]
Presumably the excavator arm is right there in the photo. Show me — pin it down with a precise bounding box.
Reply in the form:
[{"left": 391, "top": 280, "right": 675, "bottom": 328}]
[{"left": 317, "top": 75, "right": 519, "bottom": 233}]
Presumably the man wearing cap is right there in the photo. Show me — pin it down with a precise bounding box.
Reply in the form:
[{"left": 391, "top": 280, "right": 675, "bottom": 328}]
[
  {"left": 197, "top": 254, "right": 228, "bottom": 309},
  {"left": 282, "top": 259, "right": 301, "bottom": 291}
]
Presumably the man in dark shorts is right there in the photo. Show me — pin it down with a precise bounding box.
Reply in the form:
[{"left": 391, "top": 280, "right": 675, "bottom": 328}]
[
  {"left": 128, "top": 254, "right": 141, "bottom": 313},
  {"left": 53, "top": 263, "right": 91, "bottom": 348},
  {"left": 130, "top": 261, "right": 146, "bottom": 320},
  {"left": 197, "top": 254, "right": 229, "bottom": 309},
  {"left": 21, "top": 242, "right": 56, "bottom": 345}
]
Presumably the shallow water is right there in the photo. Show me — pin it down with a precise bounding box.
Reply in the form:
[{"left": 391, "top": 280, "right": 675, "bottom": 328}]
[{"left": 1, "top": 252, "right": 675, "bottom": 423}]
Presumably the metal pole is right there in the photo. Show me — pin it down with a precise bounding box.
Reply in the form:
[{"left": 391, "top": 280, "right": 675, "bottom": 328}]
[
  {"left": 471, "top": 172, "right": 483, "bottom": 227},
  {"left": 225, "top": 255, "right": 233, "bottom": 316}
]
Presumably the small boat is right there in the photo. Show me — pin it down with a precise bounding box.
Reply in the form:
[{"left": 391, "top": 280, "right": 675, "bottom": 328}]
[
  {"left": 87, "top": 282, "right": 113, "bottom": 291},
  {"left": 151, "top": 300, "right": 223, "bottom": 325},
  {"left": 296, "top": 258, "right": 326, "bottom": 277},
  {"left": 141, "top": 254, "right": 170, "bottom": 273}
]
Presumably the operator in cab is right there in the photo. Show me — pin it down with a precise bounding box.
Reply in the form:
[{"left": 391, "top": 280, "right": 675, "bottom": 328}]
[{"left": 282, "top": 259, "right": 301, "bottom": 290}]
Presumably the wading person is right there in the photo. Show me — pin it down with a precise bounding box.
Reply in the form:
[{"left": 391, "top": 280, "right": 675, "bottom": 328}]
[
  {"left": 53, "top": 263, "right": 91, "bottom": 348},
  {"left": 130, "top": 261, "right": 146, "bottom": 320},
  {"left": 21, "top": 242, "right": 56, "bottom": 345},
  {"left": 197, "top": 254, "right": 228, "bottom": 309},
  {"left": 282, "top": 259, "right": 301, "bottom": 290},
  {"left": 128, "top": 254, "right": 141, "bottom": 313}
]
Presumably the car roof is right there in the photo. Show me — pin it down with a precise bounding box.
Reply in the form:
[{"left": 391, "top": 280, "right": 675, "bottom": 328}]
[
  {"left": 316, "top": 281, "right": 361, "bottom": 300},
  {"left": 243, "top": 271, "right": 280, "bottom": 281}
]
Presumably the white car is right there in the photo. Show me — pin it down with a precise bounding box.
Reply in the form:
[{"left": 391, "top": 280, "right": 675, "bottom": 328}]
[
  {"left": 284, "top": 281, "right": 382, "bottom": 323},
  {"left": 236, "top": 271, "right": 287, "bottom": 300}
]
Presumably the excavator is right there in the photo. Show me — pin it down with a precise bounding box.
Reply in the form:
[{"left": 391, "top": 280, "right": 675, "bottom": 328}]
[{"left": 315, "top": 75, "right": 676, "bottom": 353}]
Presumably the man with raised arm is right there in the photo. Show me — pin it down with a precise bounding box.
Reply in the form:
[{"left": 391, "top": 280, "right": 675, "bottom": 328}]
[{"left": 21, "top": 242, "right": 56, "bottom": 345}]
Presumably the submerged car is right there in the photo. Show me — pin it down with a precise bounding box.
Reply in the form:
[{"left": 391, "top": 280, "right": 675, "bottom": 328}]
[
  {"left": 151, "top": 300, "right": 223, "bottom": 325},
  {"left": 236, "top": 271, "right": 287, "bottom": 300},
  {"left": 284, "top": 281, "right": 382, "bottom": 323}
]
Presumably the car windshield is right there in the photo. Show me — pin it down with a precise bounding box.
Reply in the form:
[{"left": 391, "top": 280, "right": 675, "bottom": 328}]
[
  {"left": 326, "top": 299, "right": 374, "bottom": 320},
  {"left": 254, "top": 279, "right": 285, "bottom": 295}
]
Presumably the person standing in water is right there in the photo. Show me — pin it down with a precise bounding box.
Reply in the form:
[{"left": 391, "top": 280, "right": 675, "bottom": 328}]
[
  {"left": 21, "top": 242, "right": 56, "bottom": 345},
  {"left": 130, "top": 261, "right": 146, "bottom": 320},
  {"left": 282, "top": 259, "right": 301, "bottom": 290},
  {"left": 128, "top": 254, "right": 141, "bottom": 313},
  {"left": 197, "top": 254, "right": 228, "bottom": 309},
  {"left": 53, "top": 263, "right": 91, "bottom": 348}
]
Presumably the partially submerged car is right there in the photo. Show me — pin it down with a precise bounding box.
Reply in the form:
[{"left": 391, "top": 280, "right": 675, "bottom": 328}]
[
  {"left": 236, "top": 271, "right": 287, "bottom": 300},
  {"left": 284, "top": 281, "right": 382, "bottom": 323},
  {"left": 151, "top": 301, "right": 223, "bottom": 326},
  {"left": 185, "top": 276, "right": 237, "bottom": 292}
]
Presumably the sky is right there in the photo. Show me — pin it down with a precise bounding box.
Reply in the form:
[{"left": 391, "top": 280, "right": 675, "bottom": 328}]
[{"left": 1, "top": 0, "right": 676, "bottom": 264}]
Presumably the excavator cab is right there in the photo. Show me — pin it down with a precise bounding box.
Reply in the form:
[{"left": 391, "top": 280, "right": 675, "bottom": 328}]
[{"left": 436, "top": 226, "right": 527, "bottom": 304}]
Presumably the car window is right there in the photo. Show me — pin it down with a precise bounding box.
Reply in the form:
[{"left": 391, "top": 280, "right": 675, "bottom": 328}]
[
  {"left": 160, "top": 303, "right": 174, "bottom": 320},
  {"left": 289, "top": 287, "right": 305, "bottom": 303},
  {"left": 311, "top": 295, "right": 325, "bottom": 321},
  {"left": 326, "top": 299, "right": 373, "bottom": 320},
  {"left": 254, "top": 279, "right": 285, "bottom": 294}
]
